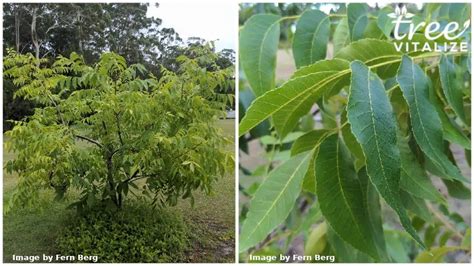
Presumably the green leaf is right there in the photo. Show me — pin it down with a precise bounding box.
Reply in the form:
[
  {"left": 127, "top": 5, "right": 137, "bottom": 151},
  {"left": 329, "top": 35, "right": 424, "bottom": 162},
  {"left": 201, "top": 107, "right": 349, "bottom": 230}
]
[
  {"left": 239, "top": 88, "right": 270, "bottom": 139},
  {"left": 439, "top": 54, "right": 467, "bottom": 124},
  {"left": 396, "top": 55, "right": 465, "bottom": 182},
  {"left": 359, "top": 168, "right": 389, "bottom": 261},
  {"left": 302, "top": 151, "right": 317, "bottom": 194},
  {"left": 377, "top": 7, "right": 395, "bottom": 38},
  {"left": 273, "top": 59, "right": 351, "bottom": 137},
  {"left": 239, "top": 151, "right": 311, "bottom": 252},
  {"left": 398, "top": 134, "right": 446, "bottom": 203},
  {"left": 443, "top": 179, "right": 471, "bottom": 200},
  {"left": 327, "top": 227, "right": 374, "bottom": 262},
  {"left": 293, "top": 202, "right": 323, "bottom": 238},
  {"left": 292, "top": 9, "right": 330, "bottom": 68},
  {"left": 363, "top": 20, "right": 385, "bottom": 39},
  {"left": 315, "top": 134, "right": 379, "bottom": 259},
  {"left": 335, "top": 39, "right": 402, "bottom": 79},
  {"left": 333, "top": 18, "right": 350, "bottom": 55},
  {"left": 347, "top": 3, "right": 369, "bottom": 41},
  {"left": 385, "top": 231, "right": 410, "bottom": 263},
  {"left": 439, "top": 231, "right": 454, "bottom": 246},
  {"left": 260, "top": 131, "right": 304, "bottom": 146},
  {"left": 347, "top": 60, "right": 424, "bottom": 248},
  {"left": 291, "top": 129, "right": 331, "bottom": 156},
  {"left": 401, "top": 191, "right": 433, "bottom": 223},
  {"left": 239, "top": 58, "right": 350, "bottom": 137},
  {"left": 424, "top": 225, "right": 441, "bottom": 249},
  {"left": 304, "top": 222, "right": 327, "bottom": 257},
  {"left": 439, "top": 3, "right": 471, "bottom": 24},
  {"left": 341, "top": 109, "right": 365, "bottom": 170},
  {"left": 425, "top": 4, "right": 441, "bottom": 20},
  {"left": 291, "top": 129, "right": 331, "bottom": 194},
  {"left": 461, "top": 228, "right": 471, "bottom": 248},
  {"left": 430, "top": 84, "right": 471, "bottom": 149},
  {"left": 415, "top": 246, "right": 468, "bottom": 262},
  {"left": 240, "top": 14, "right": 280, "bottom": 96}
]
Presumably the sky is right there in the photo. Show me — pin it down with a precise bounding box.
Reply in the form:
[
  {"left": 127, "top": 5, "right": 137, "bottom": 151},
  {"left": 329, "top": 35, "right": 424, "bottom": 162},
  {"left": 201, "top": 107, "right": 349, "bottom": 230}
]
[{"left": 147, "top": 1, "right": 237, "bottom": 51}]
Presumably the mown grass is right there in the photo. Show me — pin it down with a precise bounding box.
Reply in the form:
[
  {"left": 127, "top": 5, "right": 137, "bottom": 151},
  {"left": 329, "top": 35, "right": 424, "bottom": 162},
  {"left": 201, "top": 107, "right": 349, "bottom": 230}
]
[
  {"left": 177, "top": 119, "right": 236, "bottom": 263},
  {"left": 3, "top": 119, "right": 235, "bottom": 263}
]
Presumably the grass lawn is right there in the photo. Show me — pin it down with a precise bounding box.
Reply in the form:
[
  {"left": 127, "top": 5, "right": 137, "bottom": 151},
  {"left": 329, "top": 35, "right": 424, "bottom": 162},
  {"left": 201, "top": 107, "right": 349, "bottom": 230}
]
[{"left": 3, "top": 119, "right": 235, "bottom": 263}]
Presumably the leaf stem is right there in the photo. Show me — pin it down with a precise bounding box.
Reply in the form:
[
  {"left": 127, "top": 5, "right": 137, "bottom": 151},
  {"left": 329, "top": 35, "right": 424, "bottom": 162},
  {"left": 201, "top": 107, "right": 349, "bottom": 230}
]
[
  {"left": 278, "top": 13, "right": 347, "bottom": 23},
  {"left": 265, "top": 131, "right": 278, "bottom": 175},
  {"left": 426, "top": 202, "right": 464, "bottom": 241},
  {"left": 339, "top": 120, "right": 349, "bottom": 129},
  {"left": 386, "top": 84, "right": 399, "bottom": 94},
  {"left": 278, "top": 15, "right": 300, "bottom": 22}
]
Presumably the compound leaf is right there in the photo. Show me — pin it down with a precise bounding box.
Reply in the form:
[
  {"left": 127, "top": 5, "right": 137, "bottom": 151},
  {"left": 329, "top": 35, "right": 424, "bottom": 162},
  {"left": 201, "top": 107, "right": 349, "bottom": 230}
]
[{"left": 240, "top": 39, "right": 405, "bottom": 138}]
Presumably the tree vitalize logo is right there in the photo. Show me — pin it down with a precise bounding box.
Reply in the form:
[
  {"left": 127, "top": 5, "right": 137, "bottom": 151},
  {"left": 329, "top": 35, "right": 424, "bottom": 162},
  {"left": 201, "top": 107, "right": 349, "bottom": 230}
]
[{"left": 390, "top": 5, "right": 470, "bottom": 52}]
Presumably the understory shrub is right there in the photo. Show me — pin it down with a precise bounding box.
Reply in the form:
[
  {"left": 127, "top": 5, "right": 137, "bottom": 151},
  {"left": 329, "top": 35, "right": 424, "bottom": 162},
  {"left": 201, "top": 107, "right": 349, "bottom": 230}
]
[{"left": 56, "top": 204, "right": 188, "bottom": 263}]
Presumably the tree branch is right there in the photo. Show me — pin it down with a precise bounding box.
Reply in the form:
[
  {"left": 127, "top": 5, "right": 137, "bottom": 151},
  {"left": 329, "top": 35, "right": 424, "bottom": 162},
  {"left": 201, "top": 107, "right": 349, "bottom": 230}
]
[
  {"left": 122, "top": 168, "right": 140, "bottom": 184},
  {"left": 114, "top": 111, "right": 124, "bottom": 146},
  {"left": 75, "top": 134, "right": 103, "bottom": 148}
]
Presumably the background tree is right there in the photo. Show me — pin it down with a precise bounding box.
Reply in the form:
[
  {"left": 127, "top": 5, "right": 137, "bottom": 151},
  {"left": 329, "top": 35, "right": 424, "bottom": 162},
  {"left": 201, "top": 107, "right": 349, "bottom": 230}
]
[{"left": 3, "top": 3, "right": 235, "bottom": 130}]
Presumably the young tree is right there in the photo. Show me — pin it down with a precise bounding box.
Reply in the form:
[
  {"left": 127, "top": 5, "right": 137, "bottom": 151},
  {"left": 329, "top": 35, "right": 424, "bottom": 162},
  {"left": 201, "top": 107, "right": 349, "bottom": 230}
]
[{"left": 4, "top": 48, "right": 234, "bottom": 213}]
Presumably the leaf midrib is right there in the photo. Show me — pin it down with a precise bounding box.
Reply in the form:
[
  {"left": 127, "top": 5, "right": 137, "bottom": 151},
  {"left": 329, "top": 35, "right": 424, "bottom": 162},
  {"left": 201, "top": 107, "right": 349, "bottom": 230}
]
[
  {"left": 240, "top": 69, "right": 350, "bottom": 136},
  {"left": 440, "top": 56, "right": 465, "bottom": 123},
  {"left": 350, "top": 15, "right": 367, "bottom": 40},
  {"left": 275, "top": 70, "right": 340, "bottom": 135},
  {"left": 309, "top": 16, "right": 329, "bottom": 63},
  {"left": 256, "top": 20, "right": 279, "bottom": 94},
  {"left": 364, "top": 67, "right": 398, "bottom": 205},
  {"left": 407, "top": 61, "right": 452, "bottom": 179}
]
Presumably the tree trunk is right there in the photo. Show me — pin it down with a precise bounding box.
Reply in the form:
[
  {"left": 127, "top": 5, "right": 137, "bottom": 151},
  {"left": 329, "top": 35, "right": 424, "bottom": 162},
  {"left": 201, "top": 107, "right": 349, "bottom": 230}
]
[
  {"left": 30, "top": 7, "right": 40, "bottom": 66},
  {"left": 76, "top": 9, "right": 83, "bottom": 53},
  {"left": 14, "top": 6, "right": 20, "bottom": 52},
  {"left": 105, "top": 151, "right": 121, "bottom": 207}
]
